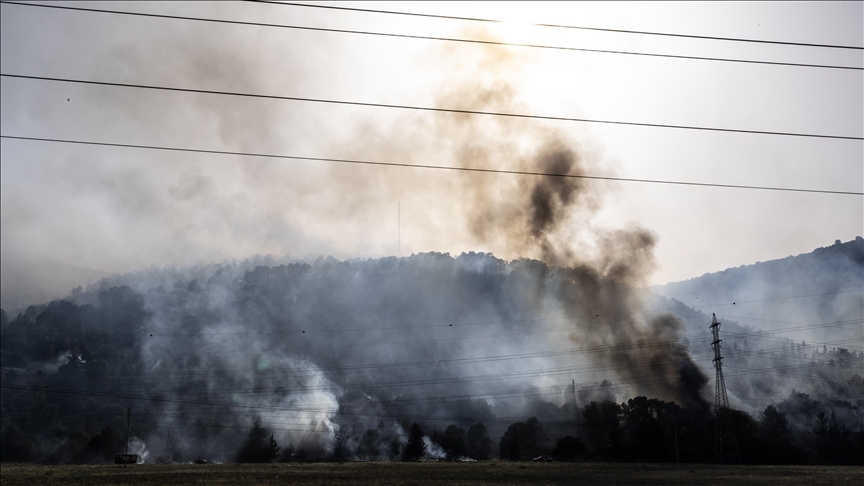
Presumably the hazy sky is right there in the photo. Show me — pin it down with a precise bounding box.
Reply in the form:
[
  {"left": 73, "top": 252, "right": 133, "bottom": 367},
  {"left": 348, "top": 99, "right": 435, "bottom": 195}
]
[{"left": 1, "top": 1, "right": 862, "bottom": 309}]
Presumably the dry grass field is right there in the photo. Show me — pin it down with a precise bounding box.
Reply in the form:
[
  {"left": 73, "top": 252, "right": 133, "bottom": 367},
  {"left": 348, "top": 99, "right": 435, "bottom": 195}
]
[{"left": 1, "top": 462, "right": 862, "bottom": 486}]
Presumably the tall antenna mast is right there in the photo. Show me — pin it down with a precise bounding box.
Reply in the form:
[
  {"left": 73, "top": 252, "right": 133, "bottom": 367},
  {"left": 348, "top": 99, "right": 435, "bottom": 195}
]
[
  {"left": 124, "top": 406, "right": 132, "bottom": 467},
  {"left": 398, "top": 202, "right": 401, "bottom": 257},
  {"left": 710, "top": 313, "right": 739, "bottom": 464}
]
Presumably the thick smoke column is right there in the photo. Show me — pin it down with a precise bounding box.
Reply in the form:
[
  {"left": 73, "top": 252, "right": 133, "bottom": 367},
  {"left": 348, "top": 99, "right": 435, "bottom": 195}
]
[
  {"left": 127, "top": 28, "right": 710, "bottom": 445},
  {"left": 0, "top": 26, "right": 714, "bottom": 462},
  {"left": 342, "top": 34, "right": 709, "bottom": 408}
]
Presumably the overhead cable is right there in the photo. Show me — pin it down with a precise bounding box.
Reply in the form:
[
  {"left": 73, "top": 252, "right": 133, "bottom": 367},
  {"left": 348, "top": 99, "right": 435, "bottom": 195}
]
[
  {"left": 4, "top": 353, "right": 858, "bottom": 419},
  {"left": 2, "top": 135, "right": 862, "bottom": 196},
  {"left": 251, "top": 1, "right": 864, "bottom": 51},
  {"left": 1, "top": 1, "right": 861, "bottom": 71},
  {"left": 3, "top": 74, "right": 861, "bottom": 141}
]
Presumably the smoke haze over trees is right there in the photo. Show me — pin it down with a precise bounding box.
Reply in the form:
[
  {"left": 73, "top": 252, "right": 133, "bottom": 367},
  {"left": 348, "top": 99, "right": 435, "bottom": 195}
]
[
  {"left": 1, "top": 4, "right": 861, "bottom": 467},
  {"left": 1, "top": 243, "right": 862, "bottom": 464},
  {"left": 651, "top": 238, "right": 864, "bottom": 344}
]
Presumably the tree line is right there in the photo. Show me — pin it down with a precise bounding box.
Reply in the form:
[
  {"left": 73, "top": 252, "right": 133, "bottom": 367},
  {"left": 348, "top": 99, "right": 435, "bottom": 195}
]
[
  {"left": 4, "top": 388, "right": 861, "bottom": 464},
  {"left": 1, "top": 273, "right": 862, "bottom": 465}
]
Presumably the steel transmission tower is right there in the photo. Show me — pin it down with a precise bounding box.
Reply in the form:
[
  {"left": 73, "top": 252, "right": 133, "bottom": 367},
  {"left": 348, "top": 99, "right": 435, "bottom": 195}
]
[{"left": 710, "top": 313, "right": 740, "bottom": 464}]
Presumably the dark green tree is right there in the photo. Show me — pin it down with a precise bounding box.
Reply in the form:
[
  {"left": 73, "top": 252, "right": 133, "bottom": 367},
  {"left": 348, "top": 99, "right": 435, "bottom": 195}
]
[
  {"left": 439, "top": 424, "right": 466, "bottom": 459},
  {"left": 0, "top": 425, "right": 36, "bottom": 462},
  {"left": 402, "top": 422, "right": 426, "bottom": 461},
  {"left": 581, "top": 401, "right": 622, "bottom": 450},
  {"left": 754, "top": 405, "right": 806, "bottom": 464},
  {"left": 761, "top": 405, "right": 788, "bottom": 437},
  {"left": 86, "top": 425, "right": 119, "bottom": 463},
  {"left": 237, "top": 416, "right": 279, "bottom": 463},
  {"left": 359, "top": 428, "right": 382, "bottom": 460},
  {"left": 498, "top": 417, "right": 546, "bottom": 461},
  {"left": 466, "top": 422, "right": 492, "bottom": 460},
  {"left": 552, "top": 435, "right": 587, "bottom": 461},
  {"left": 813, "top": 411, "right": 850, "bottom": 464}
]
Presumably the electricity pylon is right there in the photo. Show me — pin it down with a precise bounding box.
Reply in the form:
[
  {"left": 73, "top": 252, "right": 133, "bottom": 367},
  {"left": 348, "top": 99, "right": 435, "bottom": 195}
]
[{"left": 710, "top": 313, "right": 740, "bottom": 464}]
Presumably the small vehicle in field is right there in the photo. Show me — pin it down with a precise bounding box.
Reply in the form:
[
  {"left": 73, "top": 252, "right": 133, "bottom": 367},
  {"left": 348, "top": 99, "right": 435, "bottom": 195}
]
[{"left": 115, "top": 454, "right": 138, "bottom": 464}]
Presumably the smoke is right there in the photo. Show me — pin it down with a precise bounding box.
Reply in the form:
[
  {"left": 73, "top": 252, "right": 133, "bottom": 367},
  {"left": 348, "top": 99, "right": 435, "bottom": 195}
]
[
  {"left": 320, "top": 31, "right": 708, "bottom": 407},
  {"left": 423, "top": 437, "right": 446, "bottom": 460},
  {"left": 146, "top": 34, "right": 708, "bottom": 446},
  {"left": 128, "top": 437, "right": 148, "bottom": 464},
  {"left": 40, "top": 350, "right": 72, "bottom": 373},
  {"left": 0, "top": 20, "right": 717, "bottom": 461}
]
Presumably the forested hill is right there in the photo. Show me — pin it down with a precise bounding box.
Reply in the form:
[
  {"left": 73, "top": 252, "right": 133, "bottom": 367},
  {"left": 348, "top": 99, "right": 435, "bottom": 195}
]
[{"left": 649, "top": 237, "right": 864, "bottom": 342}]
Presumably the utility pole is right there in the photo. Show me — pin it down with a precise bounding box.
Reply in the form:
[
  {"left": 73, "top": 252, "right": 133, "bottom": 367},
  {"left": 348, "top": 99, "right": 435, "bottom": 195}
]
[
  {"left": 710, "top": 314, "right": 740, "bottom": 464},
  {"left": 114, "top": 406, "right": 138, "bottom": 466},
  {"left": 125, "top": 406, "right": 131, "bottom": 467},
  {"left": 672, "top": 412, "right": 679, "bottom": 463}
]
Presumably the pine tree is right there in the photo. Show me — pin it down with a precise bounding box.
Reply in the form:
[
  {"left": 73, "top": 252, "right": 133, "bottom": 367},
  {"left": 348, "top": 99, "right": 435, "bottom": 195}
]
[
  {"left": 237, "top": 416, "right": 279, "bottom": 463},
  {"left": 466, "top": 423, "right": 492, "bottom": 460},
  {"left": 402, "top": 422, "right": 427, "bottom": 461}
]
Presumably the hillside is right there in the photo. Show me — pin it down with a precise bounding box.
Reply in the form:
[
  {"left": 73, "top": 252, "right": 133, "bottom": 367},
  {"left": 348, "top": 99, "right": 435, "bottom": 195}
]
[
  {"left": 649, "top": 237, "right": 864, "bottom": 343},
  {"left": 2, "top": 250, "right": 861, "bottom": 464}
]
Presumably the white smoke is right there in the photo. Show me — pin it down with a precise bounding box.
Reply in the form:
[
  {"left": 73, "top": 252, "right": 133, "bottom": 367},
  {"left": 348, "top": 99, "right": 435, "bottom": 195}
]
[
  {"left": 128, "top": 436, "right": 149, "bottom": 464},
  {"left": 423, "top": 436, "right": 446, "bottom": 460}
]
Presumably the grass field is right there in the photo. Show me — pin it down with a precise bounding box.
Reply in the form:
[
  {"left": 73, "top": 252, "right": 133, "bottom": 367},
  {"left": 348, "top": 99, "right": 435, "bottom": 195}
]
[{"left": 2, "top": 462, "right": 862, "bottom": 485}]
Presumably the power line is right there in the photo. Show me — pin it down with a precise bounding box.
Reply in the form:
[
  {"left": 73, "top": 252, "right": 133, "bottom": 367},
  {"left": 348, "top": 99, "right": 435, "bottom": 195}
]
[
  {"left": 7, "top": 279, "right": 860, "bottom": 343},
  {"left": 6, "top": 301, "right": 858, "bottom": 373},
  {"left": 10, "top": 332, "right": 861, "bottom": 397},
  {"left": 9, "top": 338, "right": 862, "bottom": 403},
  {"left": 378, "top": 357, "right": 864, "bottom": 406},
  {"left": 2, "top": 135, "right": 861, "bottom": 196},
  {"left": 7, "top": 328, "right": 860, "bottom": 391},
  {"left": 4, "top": 74, "right": 861, "bottom": 142},
  {"left": 13, "top": 286, "right": 864, "bottom": 337},
  {"left": 5, "top": 286, "right": 856, "bottom": 338},
  {"left": 4, "top": 327, "right": 858, "bottom": 394},
  {"left": 0, "top": 383, "right": 587, "bottom": 427},
  {"left": 664, "top": 288, "right": 864, "bottom": 309},
  {"left": 4, "top": 354, "right": 859, "bottom": 418},
  {"left": 4, "top": 315, "right": 860, "bottom": 423},
  {"left": 4, "top": 281, "right": 859, "bottom": 353},
  {"left": 252, "top": 1, "right": 864, "bottom": 51},
  {"left": 2, "top": 282, "right": 860, "bottom": 356},
  {"left": 1, "top": 1, "right": 860, "bottom": 71},
  {"left": 153, "top": 317, "right": 861, "bottom": 357},
  {"left": 31, "top": 342, "right": 862, "bottom": 399},
  {"left": 719, "top": 312, "right": 864, "bottom": 329}
]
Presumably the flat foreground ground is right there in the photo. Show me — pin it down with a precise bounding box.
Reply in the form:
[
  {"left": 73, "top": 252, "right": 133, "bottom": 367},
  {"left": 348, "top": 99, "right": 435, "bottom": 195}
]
[{"left": 2, "top": 462, "right": 862, "bottom": 486}]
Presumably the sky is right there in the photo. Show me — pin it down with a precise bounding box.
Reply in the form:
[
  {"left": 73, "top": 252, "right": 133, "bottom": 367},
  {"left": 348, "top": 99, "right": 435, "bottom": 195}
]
[{"left": 1, "top": 1, "right": 862, "bottom": 310}]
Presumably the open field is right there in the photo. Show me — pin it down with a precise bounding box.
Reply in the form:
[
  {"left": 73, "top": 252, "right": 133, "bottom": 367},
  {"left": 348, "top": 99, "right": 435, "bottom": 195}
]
[{"left": 1, "top": 462, "right": 862, "bottom": 486}]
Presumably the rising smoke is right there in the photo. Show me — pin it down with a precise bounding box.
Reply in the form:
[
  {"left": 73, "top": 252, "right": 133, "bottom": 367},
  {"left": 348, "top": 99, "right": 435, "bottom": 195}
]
[{"left": 10, "top": 19, "right": 853, "bottom": 464}]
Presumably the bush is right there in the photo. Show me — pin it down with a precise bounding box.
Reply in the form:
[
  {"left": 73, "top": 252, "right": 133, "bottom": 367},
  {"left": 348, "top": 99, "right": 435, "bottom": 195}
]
[{"left": 552, "top": 435, "right": 587, "bottom": 461}]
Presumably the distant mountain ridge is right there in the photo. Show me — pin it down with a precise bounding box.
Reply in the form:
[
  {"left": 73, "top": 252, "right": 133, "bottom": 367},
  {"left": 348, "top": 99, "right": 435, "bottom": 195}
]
[{"left": 650, "top": 237, "right": 864, "bottom": 343}]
